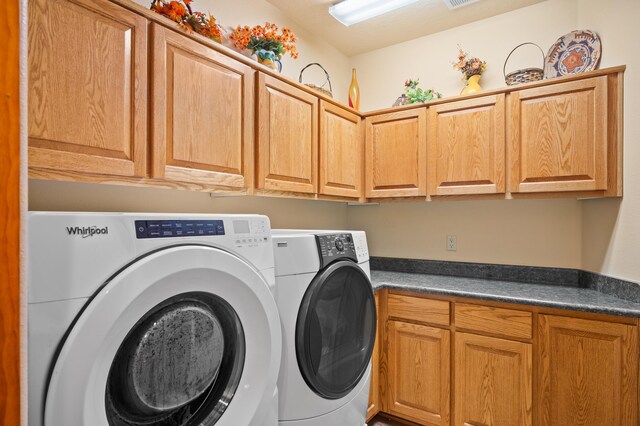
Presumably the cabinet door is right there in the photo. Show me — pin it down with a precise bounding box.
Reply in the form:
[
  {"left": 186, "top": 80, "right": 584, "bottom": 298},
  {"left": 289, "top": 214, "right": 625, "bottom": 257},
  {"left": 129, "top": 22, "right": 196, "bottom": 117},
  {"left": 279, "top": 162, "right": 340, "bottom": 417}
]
[
  {"left": 365, "top": 109, "right": 427, "bottom": 198},
  {"left": 428, "top": 95, "right": 505, "bottom": 196},
  {"left": 455, "top": 332, "right": 532, "bottom": 426},
  {"left": 257, "top": 74, "right": 318, "bottom": 194},
  {"left": 538, "top": 314, "right": 638, "bottom": 426},
  {"left": 151, "top": 25, "right": 254, "bottom": 189},
  {"left": 367, "top": 292, "right": 381, "bottom": 421},
  {"left": 28, "top": 0, "right": 148, "bottom": 177},
  {"left": 319, "top": 101, "right": 363, "bottom": 198},
  {"left": 387, "top": 320, "right": 450, "bottom": 425},
  {"left": 509, "top": 77, "right": 607, "bottom": 193}
]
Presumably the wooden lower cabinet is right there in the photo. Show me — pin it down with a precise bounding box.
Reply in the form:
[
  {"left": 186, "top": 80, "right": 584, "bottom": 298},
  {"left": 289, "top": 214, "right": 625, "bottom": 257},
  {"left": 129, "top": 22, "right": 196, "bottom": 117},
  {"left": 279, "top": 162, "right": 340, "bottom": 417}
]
[
  {"left": 387, "top": 320, "right": 450, "bottom": 425},
  {"left": 367, "top": 292, "right": 381, "bottom": 421},
  {"left": 454, "top": 332, "right": 532, "bottom": 426},
  {"left": 378, "top": 292, "right": 638, "bottom": 426},
  {"left": 537, "top": 314, "right": 639, "bottom": 426}
]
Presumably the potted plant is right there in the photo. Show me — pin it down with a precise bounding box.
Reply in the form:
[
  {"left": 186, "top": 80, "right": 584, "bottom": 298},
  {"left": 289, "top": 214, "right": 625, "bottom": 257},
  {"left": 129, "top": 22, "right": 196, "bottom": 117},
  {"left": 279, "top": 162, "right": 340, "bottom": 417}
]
[
  {"left": 453, "top": 47, "right": 486, "bottom": 94},
  {"left": 393, "top": 79, "right": 442, "bottom": 107},
  {"left": 229, "top": 23, "right": 298, "bottom": 71},
  {"left": 150, "top": 0, "right": 222, "bottom": 42}
]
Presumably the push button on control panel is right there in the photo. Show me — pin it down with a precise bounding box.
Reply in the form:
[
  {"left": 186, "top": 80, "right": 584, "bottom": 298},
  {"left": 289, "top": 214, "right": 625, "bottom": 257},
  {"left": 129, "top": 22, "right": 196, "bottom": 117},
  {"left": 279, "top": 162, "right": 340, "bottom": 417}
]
[
  {"left": 315, "top": 233, "right": 357, "bottom": 268},
  {"left": 135, "top": 220, "right": 225, "bottom": 239}
]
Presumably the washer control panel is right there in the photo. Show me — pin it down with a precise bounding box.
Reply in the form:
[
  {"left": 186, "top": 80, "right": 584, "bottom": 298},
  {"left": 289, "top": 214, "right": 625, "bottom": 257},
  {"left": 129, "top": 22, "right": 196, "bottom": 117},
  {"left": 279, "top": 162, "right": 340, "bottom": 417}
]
[
  {"left": 315, "top": 233, "right": 357, "bottom": 268},
  {"left": 135, "top": 220, "right": 224, "bottom": 239}
]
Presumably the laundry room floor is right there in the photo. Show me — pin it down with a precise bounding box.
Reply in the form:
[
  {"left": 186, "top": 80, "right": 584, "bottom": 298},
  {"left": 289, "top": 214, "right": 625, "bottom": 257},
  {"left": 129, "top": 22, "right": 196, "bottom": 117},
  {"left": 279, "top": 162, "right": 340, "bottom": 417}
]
[{"left": 368, "top": 414, "right": 420, "bottom": 426}]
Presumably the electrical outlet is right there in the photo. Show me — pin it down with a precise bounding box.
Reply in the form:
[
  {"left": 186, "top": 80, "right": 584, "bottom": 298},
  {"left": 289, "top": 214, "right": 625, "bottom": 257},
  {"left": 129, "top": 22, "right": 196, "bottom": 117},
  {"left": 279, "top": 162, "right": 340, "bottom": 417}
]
[{"left": 447, "top": 235, "right": 457, "bottom": 251}]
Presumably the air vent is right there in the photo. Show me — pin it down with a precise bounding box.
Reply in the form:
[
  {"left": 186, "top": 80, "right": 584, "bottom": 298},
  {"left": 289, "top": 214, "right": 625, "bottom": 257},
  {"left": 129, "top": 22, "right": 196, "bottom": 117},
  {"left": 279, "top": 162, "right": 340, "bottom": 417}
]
[{"left": 442, "top": 0, "right": 481, "bottom": 9}]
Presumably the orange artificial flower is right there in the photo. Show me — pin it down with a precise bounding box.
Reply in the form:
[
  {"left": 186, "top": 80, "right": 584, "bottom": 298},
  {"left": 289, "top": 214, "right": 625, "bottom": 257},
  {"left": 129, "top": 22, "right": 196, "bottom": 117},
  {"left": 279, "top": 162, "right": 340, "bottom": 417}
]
[{"left": 230, "top": 22, "right": 298, "bottom": 59}]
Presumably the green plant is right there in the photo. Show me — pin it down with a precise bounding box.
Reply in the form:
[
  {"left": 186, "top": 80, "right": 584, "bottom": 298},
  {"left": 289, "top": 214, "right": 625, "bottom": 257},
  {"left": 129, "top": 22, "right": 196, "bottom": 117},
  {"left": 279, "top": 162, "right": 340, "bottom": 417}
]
[{"left": 403, "top": 79, "right": 442, "bottom": 104}]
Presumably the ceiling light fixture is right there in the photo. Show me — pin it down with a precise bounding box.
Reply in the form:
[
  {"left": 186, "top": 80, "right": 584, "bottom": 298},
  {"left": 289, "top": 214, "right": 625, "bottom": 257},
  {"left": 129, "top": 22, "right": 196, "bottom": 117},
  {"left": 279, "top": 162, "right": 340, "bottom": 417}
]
[{"left": 329, "top": 0, "right": 421, "bottom": 27}]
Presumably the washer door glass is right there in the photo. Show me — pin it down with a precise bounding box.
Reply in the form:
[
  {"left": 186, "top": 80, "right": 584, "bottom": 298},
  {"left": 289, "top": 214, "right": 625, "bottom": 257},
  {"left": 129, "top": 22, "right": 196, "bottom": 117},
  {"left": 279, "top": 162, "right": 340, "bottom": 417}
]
[
  {"left": 105, "top": 292, "right": 244, "bottom": 426},
  {"left": 295, "top": 261, "right": 376, "bottom": 399}
]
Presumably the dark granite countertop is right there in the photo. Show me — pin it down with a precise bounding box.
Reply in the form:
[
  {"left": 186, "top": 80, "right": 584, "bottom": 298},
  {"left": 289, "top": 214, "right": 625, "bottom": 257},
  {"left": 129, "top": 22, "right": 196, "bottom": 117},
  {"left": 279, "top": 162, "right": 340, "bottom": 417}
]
[{"left": 371, "top": 270, "right": 640, "bottom": 318}]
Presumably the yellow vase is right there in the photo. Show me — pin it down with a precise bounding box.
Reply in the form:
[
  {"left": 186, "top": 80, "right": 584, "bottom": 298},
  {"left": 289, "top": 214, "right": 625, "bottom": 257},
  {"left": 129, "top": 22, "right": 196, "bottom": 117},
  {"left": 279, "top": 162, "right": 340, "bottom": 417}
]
[
  {"left": 461, "top": 74, "right": 482, "bottom": 95},
  {"left": 348, "top": 68, "right": 360, "bottom": 110}
]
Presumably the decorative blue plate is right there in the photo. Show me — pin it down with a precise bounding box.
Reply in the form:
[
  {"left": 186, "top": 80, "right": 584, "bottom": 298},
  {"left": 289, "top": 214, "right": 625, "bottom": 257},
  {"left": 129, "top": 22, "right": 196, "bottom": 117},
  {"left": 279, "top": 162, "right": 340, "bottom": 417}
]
[{"left": 544, "top": 30, "right": 601, "bottom": 79}]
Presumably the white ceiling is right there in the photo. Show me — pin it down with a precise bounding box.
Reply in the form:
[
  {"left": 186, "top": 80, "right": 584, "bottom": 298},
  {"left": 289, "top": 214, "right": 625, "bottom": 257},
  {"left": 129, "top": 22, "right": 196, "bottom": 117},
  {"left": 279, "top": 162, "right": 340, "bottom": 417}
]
[{"left": 267, "top": 0, "right": 546, "bottom": 56}]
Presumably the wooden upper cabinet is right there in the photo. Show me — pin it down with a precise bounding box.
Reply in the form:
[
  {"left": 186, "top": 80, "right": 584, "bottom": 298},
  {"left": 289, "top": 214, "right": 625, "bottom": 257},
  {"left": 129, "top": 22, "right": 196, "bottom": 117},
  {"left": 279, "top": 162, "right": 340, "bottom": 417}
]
[
  {"left": 151, "top": 24, "right": 254, "bottom": 189},
  {"left": 387, "top": 320, "right": 450, "bottom": 425},
  {"left": 455, "top": 332, "right": 532, "bottom": 426},
  {"left": 365, "top": 109, "right": 427, "bottom": 198},
  {"left": 257, "top": 74, "right": 318, "bottom": 194},
  {"left": 28, "top": 0, "right": 148, "bottom": 177},
  {"left": 538, "top": 314, "right": 638, "bottom": 426},
  {"left": 319, "top": 101, "right": 363, "bottom": 198},
  {"left": 428, "top": 95, "right": 505, "bottom": 196},
  {"left": 509, "top": 76, "right": 608, "bottom": 193}
]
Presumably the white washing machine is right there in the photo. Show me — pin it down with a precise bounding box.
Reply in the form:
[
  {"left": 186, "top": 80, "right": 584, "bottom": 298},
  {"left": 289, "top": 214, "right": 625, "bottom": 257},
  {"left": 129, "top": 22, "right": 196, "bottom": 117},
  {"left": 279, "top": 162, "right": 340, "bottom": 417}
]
[
  {"left": 28, "top": 212, "right": 281, "bottom": 426},
  {"left": 272, "top": 230, "right": 375, "bottom": 426}
]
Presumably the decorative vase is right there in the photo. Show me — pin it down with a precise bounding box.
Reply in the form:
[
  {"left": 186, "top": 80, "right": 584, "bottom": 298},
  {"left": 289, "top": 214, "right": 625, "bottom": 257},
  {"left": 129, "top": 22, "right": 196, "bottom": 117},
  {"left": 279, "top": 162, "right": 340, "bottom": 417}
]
[
  {"left": 461, "top": 74, "right": 482, "bottom": 95},
  {"left": 255, "top": 49, "right": 282, "bottom": 72},
  {"left": 348, "top": 68, "right": 360, "bottom": 110}
]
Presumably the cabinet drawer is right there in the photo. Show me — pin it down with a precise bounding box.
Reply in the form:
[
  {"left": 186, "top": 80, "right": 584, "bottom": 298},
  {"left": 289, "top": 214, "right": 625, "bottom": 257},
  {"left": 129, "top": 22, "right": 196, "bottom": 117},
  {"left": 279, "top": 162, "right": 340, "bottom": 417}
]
[
  {"left": 388, "top": 294, "right": 450, "bottom": 326},
  {"left": 455, "top": 303, "right": 532, "bottom": 339}
]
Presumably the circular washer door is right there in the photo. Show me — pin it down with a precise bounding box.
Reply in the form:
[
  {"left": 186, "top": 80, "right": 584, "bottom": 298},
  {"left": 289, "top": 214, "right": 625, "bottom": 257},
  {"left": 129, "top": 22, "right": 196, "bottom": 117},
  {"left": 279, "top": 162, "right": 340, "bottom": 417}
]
[
  {"left": 45, "top": 245, "right": 281, "bottom": 426},
  {"left": 295, "top": 260, "right": 376, "bottom": 399}
]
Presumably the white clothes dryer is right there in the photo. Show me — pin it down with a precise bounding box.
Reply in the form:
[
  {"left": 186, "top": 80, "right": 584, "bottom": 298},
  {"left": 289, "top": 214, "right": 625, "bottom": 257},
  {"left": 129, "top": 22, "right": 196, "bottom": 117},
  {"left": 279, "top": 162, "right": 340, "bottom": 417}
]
[
  {"left": 272, "top": 230, "right": 375, "bottom": 426},
  {"left": 28, "top": 212, "right": 281, "bottom": 426}
]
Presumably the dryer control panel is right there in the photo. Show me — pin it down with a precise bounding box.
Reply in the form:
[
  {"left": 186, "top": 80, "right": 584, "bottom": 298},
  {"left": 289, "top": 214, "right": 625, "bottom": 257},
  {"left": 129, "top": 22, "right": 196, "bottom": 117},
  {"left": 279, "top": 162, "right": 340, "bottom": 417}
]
[
  {"left": 315, "top": 233, "right": 357, "bottom": 268},
  {"left": 135, "top": 220, "right": 224, "bottom": 239}
]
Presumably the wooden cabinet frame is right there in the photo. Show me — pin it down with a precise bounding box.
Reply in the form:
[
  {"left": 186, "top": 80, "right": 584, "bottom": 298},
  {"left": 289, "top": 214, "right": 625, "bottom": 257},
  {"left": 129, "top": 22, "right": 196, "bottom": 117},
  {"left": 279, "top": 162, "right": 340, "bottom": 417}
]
[
  {"left": 319, "top": 101, "right": 363, "bottom": 198},
  {"left": 508, "top": 77, "right": 608, "bottom": 193},
  {"left": 151, "top": 24, "right": 255, "bottom": 190},
  {"left": 428, "top": 94, "right": 505, "bottom": 196},
  {"left": 256, "top": 73, "right": 319, "bottom": 194},
  {"left": 374, "top": 289, "right": 639, "bottom": 426},
  {"left": 537, "top": 314, "right": 638, "bottom": 426},
  {"left": 28, "top": 0, "right": 148, "bottom": 178},
  {"left": 387, "top": 320, "right": 451, "bottom": 425},
  {"left": 454, "top": 332, "right": 532, "bottom": 426},
  {"left": 365, "top": 109, "right": 427, "bottom": 198}
]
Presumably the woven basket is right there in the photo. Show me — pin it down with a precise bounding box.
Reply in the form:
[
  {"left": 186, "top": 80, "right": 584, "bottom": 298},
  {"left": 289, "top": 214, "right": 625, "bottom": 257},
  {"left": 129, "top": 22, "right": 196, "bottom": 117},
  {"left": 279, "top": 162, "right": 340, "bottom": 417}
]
[
  {"left": 504, "top": 42, "right": 545, "bottom": 85},
  {"left": 299, "top": 63, "right": 333, "bottom": 98}
]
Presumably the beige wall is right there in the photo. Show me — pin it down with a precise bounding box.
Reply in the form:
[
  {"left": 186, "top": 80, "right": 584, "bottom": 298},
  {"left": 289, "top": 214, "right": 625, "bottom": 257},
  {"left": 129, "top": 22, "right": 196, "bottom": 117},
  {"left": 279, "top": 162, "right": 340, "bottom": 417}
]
[
  {"left": 29, "top": 180, "right": 348, "bottom": 230},
  {"left": 349, "top": 0, "right": 578, "bottom": 111},
  {"left": 578, "top": 0, "right": 640, "bottom": 283},
  {"left": 132, "top": 0, "right": 351, "bottom": 104},
  {"left": 347, "top": 200, "right": 582, "bottom": 268}
]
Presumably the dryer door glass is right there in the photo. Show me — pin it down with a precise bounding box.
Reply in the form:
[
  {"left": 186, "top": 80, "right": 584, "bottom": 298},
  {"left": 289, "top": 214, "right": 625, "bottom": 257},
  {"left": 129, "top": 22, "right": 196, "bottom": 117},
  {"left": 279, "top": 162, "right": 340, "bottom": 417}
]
[
  {"left": 296, "top": 261, "right": 376, "bottom": 399},
  {"left": 105, "top": 292, "right": 245, "bottom": 426}
]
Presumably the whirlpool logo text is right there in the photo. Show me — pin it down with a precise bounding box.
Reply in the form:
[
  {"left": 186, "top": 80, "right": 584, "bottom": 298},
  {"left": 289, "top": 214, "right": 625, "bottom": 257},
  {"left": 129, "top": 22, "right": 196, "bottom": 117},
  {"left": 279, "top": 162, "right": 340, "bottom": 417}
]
[{"left": 66, "top": 226, "right": 109, "bottom": 238}]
